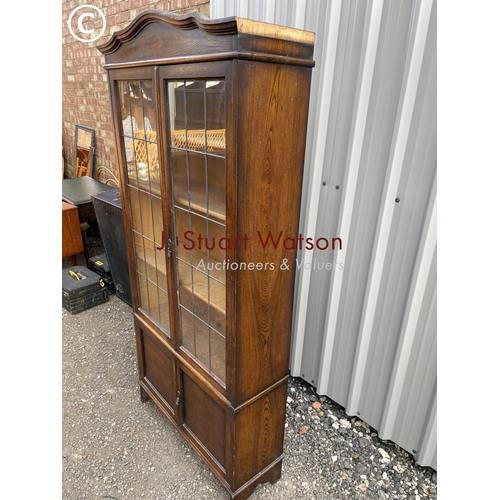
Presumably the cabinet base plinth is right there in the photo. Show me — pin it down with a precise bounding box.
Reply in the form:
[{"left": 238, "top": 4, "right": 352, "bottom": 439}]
[
  {"left": 229, "top": 455, "right": 283, "bottom": 499},
  {"left": 138, "top": 376, "right": 285, "bottom": 499},
  {"left": 139, "top": 385, "right": 151, "bottom": 402}
]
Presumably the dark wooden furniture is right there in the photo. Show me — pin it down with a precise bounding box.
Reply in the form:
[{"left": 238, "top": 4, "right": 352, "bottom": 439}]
[
  {"left": 62, "top": 202, "right": 84, "bottom": 266},
  {"left": 92, "top": 188, "right": 133, "bottom": 306},
  {"left": 62, "top": 177, "right": 112, "bottom": 224},
  {"left": 98, "top": 11, "right": 314, "bottom": 499},
  {"left": 62, "top": 177, "right": 113, "bottom": 267}
]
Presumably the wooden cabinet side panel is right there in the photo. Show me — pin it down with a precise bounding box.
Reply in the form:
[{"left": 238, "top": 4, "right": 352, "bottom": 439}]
[
  {"left": 233, "top": 380, "right": 287, "bottom": 490},
  {"left": 235, "top": 61, "right": 312, "bottom": 403},
  {"left": 62, "top": 203, "right": 84, "bottom": 258}
]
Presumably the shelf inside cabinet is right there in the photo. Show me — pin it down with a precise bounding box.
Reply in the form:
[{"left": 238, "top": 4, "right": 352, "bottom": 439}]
[
  {"left": 173, "top": 175, "right": 226, "bottom": 223},
  {"left": 177, "top": 248, "right": 226, "bottom": 317},
  {"left": 135, "top": 244, "right": 167, "bottom": 287},
  {"left": 128, "top": 173, "right": 162, "bottom": 197},
  {"left": 134, "top": 244, "right": 171, "bottom": 334},
  {"left": 136, "top": 244, "right": 225, "bottom": 319}
]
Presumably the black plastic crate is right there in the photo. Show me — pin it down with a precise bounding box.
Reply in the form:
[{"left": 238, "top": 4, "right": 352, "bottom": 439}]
[
  {"left": 62, "top": 266, "right": 109, "bottom": 314},
  {"left": 90, "top": 254, "right": 116, "bottom": 293}
]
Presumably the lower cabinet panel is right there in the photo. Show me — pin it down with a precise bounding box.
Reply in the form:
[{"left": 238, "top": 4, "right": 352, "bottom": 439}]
[
  {"left": 142, "top": 330, "right": 176, "bottom": 413},
  {"left": 136, "top": 320, "right": 288, "bottom": 498},
  {"left": 181, "top": 370, "right": 227, "bottom": 471}
]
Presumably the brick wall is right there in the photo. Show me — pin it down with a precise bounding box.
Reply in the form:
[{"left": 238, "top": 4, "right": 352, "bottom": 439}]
[{"left": 62, "top": 0, "right": 210, "bottom": 183}]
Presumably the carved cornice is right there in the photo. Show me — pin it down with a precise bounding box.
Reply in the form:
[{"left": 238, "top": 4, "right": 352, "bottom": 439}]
[{"left": 97, "top": 10, "right": 239, "bottom": 55}]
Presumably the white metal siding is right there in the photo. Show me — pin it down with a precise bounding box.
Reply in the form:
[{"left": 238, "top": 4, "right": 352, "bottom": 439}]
[{"left": 211, "top": 0, "right": 437, "bottom": 470}]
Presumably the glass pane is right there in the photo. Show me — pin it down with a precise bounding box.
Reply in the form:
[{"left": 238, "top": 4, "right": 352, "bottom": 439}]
[
  {"left": 172, "top": 149, "right": 189, "bottom": 207},
  {"left": 190, "top": 212, "right": 209, "bottom": 260},
  {"left": 209, "top": 278, "right": 226, "bottom": 336},
  {"left": 180, "top": 307, "right": 195, "bottom": 354},
  {"left": 138, "top": 190, "right": 153, "bottom": 242},
  {"left": 120, "top": 82, "right": 160, "bottom": 192},
  {"left": 141, "top": 81, "right": 156, "bottom": 131},
  {"left": 208, "top": 220, "right": 226, "bottom": 284},
  {"left": 119, "top": 80, "right": 170, "bottom": 337},
  {"left": 210, "top": 329, "right": 226, "bottom": 383},
  {"left": 137, "top": 273, "right": 149, "bottom": 315},
  {"left": 169, "top": 81, "right": 186, "bottom": 133},
  {"left": 151, "top": 195, "right": 163, "bottom": 251},
  {"left": 169, "top": 79, "right": 226, "bottom": 382},
  {"left": 128, "top": 187, "right": 142, "bottom": 234},
  {"left": 148, "top": 141, "right": 160, "bottom": 181},
  {"left": 158, "top": 289, "right": 170, "bottom": 331},
  {"left": 133, "top": 232, "right": 146, "bottom": 275},
  {"left": 192, "top": 269, "right": 209, "bottom": 324},
  {"left": 148, "top": 282, "right": 161, "bottom": 324},
  {"left": 188, "top": 152, "right": 207, "bottom": 216},
  {"left": 175, "top": 208, "right": 192, "bottom": 264},
  {"left": 157, "top": 259, "right": 168, "bottom": 291},
  {"left": 206, "top": 80, "right": 225, "bottom": 130},
  {"left": 194, "top": 317, "right": 210, "bottom": 368},
  {"left": 207, "top": 155, "right": 226, "bottom": 220},
  {"left": 185, "top": 81, "right": 205, "bottom": 126},
  {"left": 177, "top": 260, "right": 193, "bottom": 312}
]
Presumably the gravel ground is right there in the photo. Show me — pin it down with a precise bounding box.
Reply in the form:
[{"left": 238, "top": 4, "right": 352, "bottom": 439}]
[{"left": 63, "top": 237, "right": 437, "bottom": 499}]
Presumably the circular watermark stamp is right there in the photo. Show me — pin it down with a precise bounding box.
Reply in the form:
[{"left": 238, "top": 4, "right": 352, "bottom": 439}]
[{"left": 68, "top": 4, "right": 106, "bottom": 43}]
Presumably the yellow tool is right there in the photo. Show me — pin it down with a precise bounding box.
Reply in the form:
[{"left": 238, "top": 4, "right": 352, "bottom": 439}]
[{"left": 69, "top": 270, "right": 81, "bottom": 281}]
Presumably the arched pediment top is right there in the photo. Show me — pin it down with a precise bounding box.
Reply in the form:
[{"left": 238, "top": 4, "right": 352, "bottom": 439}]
[
  {"left": 97, "top": 10, "right": 240, "bottom": 55},
  {"left": 97, "top": 10, "right": 314, "bottom": 68}
]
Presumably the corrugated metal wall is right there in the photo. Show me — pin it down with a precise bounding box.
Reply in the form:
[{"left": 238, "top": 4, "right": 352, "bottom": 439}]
[{"left": 211, "top": 0, "right": 437, "bottom": 470}]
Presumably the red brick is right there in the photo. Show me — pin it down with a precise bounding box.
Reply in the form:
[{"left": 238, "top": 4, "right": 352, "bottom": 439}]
[
  {"left": 62, "top": 0, "right": 198, "bottom": 175},
  {"left": 120, "top": 0, "right": 133, "bottom": 11}
]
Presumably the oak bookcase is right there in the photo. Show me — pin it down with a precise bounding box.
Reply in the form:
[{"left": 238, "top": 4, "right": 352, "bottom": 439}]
[{"left": 98, "top": 11, "right": 314, "bottom": 499}]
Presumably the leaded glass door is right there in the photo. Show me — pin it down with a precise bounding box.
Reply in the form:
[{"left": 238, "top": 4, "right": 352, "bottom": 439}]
[
  {"left": 118, "top": 79, "right": 172, "bottom": 338},
  {"left": 167, "top": 78, "right": 227, "bottom": 385}
]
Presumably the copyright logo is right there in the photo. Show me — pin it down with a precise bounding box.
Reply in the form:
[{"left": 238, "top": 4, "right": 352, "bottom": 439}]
[{"left": 68, "top": 4, "right": 106, "bottom": 43}]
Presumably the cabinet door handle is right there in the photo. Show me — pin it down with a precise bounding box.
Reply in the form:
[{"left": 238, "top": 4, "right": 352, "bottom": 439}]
[{"left": 175, "top": 391, "right": 181, "bottom": 407}]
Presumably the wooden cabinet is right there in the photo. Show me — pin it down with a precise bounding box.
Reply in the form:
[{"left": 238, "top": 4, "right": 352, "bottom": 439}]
[
  {"left": 62, "top": 202, "right": 84, "bottom": 264},
  {"left": 98, "top": 11, "right": 314, "bottom": 499}
]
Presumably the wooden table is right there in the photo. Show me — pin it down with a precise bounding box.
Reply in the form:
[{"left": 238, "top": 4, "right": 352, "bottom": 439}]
[
  {"left": 62, "top": 177, "right": 112, "bottom": 267},
  {"left": 62, "top": 177, "right": 112, "bottom": 224}
]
